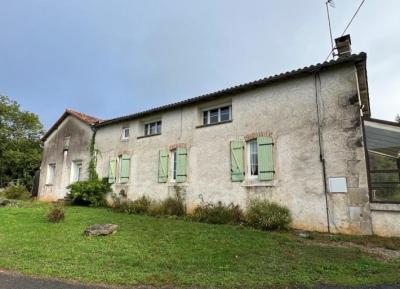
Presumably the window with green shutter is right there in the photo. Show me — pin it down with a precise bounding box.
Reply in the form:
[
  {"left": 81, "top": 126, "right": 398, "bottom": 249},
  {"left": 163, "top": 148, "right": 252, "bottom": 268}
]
[
  {"left": 119, "top": 154, "right": 130, "bottom": 183},
  {"left": 230, "top": 140, "right": 245, "bottom": 181},
  {"left": 257, "top": 136, "right": 274, "bottom": 181},
  {"left": 176, "top": 147, "right": 187, "bottom": 183},
  {"left": 158, "top": 149, "right": 168, "bottom": 183},
  {"left": 108, "top": 157, "right": 117, "bottom": 184}
]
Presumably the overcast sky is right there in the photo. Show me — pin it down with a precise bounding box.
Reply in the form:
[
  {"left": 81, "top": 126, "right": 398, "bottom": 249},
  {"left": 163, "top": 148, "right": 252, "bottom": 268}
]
[{"left": 0, "top": 0, "right": 399, "bottom": 128}]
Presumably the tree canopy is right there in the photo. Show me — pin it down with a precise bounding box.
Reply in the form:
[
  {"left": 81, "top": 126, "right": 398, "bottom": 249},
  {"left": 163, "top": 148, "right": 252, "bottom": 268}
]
[{"left": 0, "top": 95, "right": 43, "bottom": 189}]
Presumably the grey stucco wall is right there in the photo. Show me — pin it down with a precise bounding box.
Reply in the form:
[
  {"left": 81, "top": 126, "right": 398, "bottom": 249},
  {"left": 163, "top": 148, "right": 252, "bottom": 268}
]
[
  {"left": 38, "top": 116, "right": 93, "bottom": 201},
  {"left": 94, "top": 63, "right": 373, "bottom": 235}
]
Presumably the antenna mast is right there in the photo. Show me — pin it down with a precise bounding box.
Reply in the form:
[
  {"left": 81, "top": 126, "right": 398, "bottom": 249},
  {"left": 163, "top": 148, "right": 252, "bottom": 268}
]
[{"left": 325, "top": 0, "right": 335, "bottom": 60}]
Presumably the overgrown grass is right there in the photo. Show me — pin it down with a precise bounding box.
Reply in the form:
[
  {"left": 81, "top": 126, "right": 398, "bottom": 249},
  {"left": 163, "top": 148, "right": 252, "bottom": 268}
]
[{"left": 0, "top": 203, "right": 399, "bottom": 288}]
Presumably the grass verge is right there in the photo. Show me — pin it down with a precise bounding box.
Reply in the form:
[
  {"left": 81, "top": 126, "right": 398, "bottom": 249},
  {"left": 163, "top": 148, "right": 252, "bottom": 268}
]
[{"left": 0, "top": 203, "right": 399, "bottom": 288}]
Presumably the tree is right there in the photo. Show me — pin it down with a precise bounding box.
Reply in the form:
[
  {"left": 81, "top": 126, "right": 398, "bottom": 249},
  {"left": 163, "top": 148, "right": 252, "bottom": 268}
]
[
  {"left": 0, "top": 95, "right": 44, "bottom": 190},
  {"left": 396, "top": 114, "right": 400, "bottom": 123}
]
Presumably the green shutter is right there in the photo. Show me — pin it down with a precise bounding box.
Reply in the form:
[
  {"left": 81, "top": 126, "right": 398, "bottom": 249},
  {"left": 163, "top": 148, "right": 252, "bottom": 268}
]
[
  {"left": 158, "top": 149, "right": 168, "bottom": 183},
  {"left": 176, "top": 147, "right": 187, "bottom": 183},
  {"left": 230, "top": 140, "right": 244, "bottom": 181},
  {"left": 120, "top": 154, "right": 130, "bottom": 183},
  {"left": 108, "top": 157, "right": 117, "bottom": 183},
  {"left": 257, "top": 136, "right": 274, "bottom": 181}
]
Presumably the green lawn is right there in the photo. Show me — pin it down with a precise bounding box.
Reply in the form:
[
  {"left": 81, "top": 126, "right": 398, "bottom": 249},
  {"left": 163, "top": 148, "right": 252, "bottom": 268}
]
[{"left": 0, "top": 203, "right": 399, "bottom": 288}]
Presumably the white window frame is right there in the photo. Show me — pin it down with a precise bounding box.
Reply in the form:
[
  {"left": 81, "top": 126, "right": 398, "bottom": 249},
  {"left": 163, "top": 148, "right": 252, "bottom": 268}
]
[
  {"left": 121, "top": 127, "right": 130, "bottom": 140},
  {"left": 46, "top": 163, "right": 56, "bottom": 185},
  {"left": 247, "top": 140, "right": 258, "bottom": 179},
  {"left": 70, "top": 160, "right": 83, "bottom": 184},
  {"left": 202, "top": 104, "right": 232, "bottom": 125},
  {"left": 170, "top": 149, "right": 177, "bottom": 182},
  {"left": 144, "top": 120, "right": 162, "bottom": 136}
]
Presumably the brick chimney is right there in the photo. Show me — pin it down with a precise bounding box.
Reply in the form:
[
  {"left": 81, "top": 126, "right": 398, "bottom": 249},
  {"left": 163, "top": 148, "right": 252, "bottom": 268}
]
[{"left": 335, "top": 34, "right": 352, "bottom": 58}]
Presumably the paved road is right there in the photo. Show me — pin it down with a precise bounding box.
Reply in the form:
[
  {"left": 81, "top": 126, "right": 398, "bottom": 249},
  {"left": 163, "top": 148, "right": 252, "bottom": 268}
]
[
  {"left": 0, "top": 271, "right": 399, "bottom": 289},
  {"left": 0, "top": 271, "right": 114, "bottom": 289}
]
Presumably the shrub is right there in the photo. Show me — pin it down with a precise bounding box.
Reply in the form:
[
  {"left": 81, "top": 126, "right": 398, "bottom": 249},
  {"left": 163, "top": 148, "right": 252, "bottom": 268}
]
[
  {"left": 66, "top": 178, "right": 111, "bottom": 207},
  {"left": 131, "top": 196, "right": 152, "bottom": 214},
  {"left": 149, "top": 192, "right": 186, "bottom": 217},
  {"left": 111, "top": 194, "right": 152, "bottom": 215},
  {"left": 47, "top": 205, "right": 65, "bottom": 223},
  {"left": 192, "top": 201, "right": 244, "bottom": 224},
  {"left": 2, "top": 185, "right": 30, "bottom": 200},
  {"left": 245, "top": 200, "right": 292, "bottom": 230}
]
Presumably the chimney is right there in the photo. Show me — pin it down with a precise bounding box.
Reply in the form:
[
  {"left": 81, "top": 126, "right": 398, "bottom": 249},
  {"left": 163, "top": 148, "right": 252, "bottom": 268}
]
[{"left": 335, "top": 34, "right": 352, "bottom": 58}]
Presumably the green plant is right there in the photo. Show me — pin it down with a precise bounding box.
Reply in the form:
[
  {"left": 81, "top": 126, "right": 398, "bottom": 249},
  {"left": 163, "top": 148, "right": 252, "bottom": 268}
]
[
  {"left": 110, "top": 194, "right": 152, "bottom": 215},
  {"left": 1, "top": 184, "right": 30, "bottom": 200},
  {"left": 66, "top": 178, "right": 111, "bottom": 207},
  {"left": 149, "top": 191, "right": 185, "bottom": 217},
  {"left": 192, "top": 201, "right": 243, "bottom": 224},
  {"left": 131, "top": 195, "right": 152, "bottom": 214},
  {"left": 245, "top": 200, "right": 292, "bottom": 230},
  {"left": 46, "top": 205, "right": 65, "bottom": 223}
]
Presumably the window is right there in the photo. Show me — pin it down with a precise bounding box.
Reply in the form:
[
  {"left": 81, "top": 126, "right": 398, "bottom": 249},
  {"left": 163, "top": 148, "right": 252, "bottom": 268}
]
[
  {"left": 244, "top": 137, "right": 274, "bottom": 181},
  {"left": 121, "top": 127, "right": 130, "bottom": 140},
  {"left": 144, "top": 121, "right": 161, "bottom": 136},
  {"left": 158, "top": 147, "right": 187, "bottom": 183},
  {"left": 70, "top": 161, "right": 83, "bottom": 183},
  {"left": 46, "top": 164, "right": 56, "bottom": 185},
  {"left": 64, "top": 136, "right": 71, "bottom": 150},
  {"left": 365, "top": 121, "right": 400, "bottom": 202},
  {"left": 247, "top": 140, "right": 258, "bottom": 178},
  {"left": 203, "top": 105, "right": 231, "bottom": 125},
  {"left": 171, "top": 149, "right": 177, "bottom": 181}
]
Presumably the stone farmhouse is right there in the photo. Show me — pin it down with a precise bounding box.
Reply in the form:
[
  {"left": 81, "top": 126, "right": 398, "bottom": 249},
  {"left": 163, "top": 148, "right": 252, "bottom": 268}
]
[{"left": 39, "top": 35, "right": 400, "bottom": 237}]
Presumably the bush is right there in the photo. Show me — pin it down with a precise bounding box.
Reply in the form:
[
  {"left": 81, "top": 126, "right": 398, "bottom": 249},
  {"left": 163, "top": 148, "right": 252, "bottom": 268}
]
[
  {"left": 47, "top": 205, "right": 65, "bottom": 223},
  {"left": 66, "top": 178, "right": 111, "bottom": 207},
  {"left": 245, "top": 200, "right": 292, "bottom": 230},
  {"left": 149, "top": 192, "right": 186, "bottom": 217},
  {"left": 131, "top": 196, "right": 152, "bottom": 214},
  {"left": 192, "top": 201, "right": 244, "bottom": 224},
  {"left": 1, "top": 185, "right": 30, "bottom": 200},
  {"left": 111, "top": 194, "right": 152, "bottom": 215}
]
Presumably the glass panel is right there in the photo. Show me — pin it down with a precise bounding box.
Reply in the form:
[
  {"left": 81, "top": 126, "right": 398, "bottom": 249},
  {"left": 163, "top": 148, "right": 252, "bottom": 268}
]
[
  {"left": 203, "top": 111, "right": 208, "bottom": 125},
  {"left": 369, "top": 152, "right": 398, "bottom": 170},
  {"left": 172, "top": 150, "right": 177, "bottom": 180},
  {"left": 249, "top": 141, "right": 258, "bottom": 176},
  {"left": 220, "top": 106, "right": 230, "bottom": 122},
  {"left": 370, "top": 172, "right": 400, "bottom": 183},
  {"left": 123, "top": 128, "right": 129, "bottom": 138},
  {"left": 150, "top": 123, "right": 156, "bottom": 134},
  {"left": 156, "top": 121, "right": 162, "bottom": 134},
  {"left": 372, "top": 184, "right": 400, "bottom": 202},
  {"left": 144, "top": 124, "right": 149, "bottom": 135},
  {"left": 365, "top": 122, "right": 400, "bottom": 202},
  {"left": 209, "top": 109, "right": 219, "bottom": 124}
]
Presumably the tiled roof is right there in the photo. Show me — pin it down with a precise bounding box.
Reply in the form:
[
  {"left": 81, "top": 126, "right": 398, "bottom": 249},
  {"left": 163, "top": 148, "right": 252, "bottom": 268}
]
[
  {"left": 42, "top": 52, "right": 367, "bottom": 140},
  {"left": 42, "top": 109, "right": 102, "bottom": 141},
  {"left": 96, "top": 52, "right": 367, "bottom": 127},
  {"left": 65, "top": 109, "right": 102, "bottom": 125}
]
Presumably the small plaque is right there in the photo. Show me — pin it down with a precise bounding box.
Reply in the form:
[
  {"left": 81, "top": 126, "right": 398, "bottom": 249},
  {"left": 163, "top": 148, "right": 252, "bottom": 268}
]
[{"left": 328, "top": 177, "right": 348, "bottom": 193}]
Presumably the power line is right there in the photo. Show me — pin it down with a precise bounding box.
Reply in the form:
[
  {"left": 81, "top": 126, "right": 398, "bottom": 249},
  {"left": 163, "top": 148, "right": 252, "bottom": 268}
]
[
  {"left": 324, "top": 0, "right": 367, "bottom": 62},
  {"left": 341, "top": 0, "right": 366, "bottom": 36}
]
